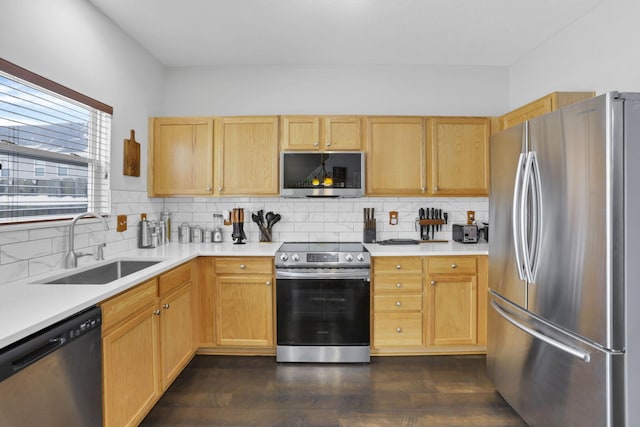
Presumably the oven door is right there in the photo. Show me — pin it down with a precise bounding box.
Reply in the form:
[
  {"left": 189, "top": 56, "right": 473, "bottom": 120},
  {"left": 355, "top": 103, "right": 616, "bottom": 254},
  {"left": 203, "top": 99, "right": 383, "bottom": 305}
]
[{"left": 276, "top": 269, "right": 370, "bottom": 347}]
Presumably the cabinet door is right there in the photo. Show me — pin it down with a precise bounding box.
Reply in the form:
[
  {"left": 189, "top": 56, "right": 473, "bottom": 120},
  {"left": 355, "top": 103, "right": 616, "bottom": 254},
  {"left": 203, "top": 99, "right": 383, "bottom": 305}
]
[
  {"left": 426, "top": 274, "right": 478, "bottom": 347},
  {"left": 365, "top": 117, "right": 426, "bottom": 195},
  {"left": 215, "top": 275, "right": 274, "bottom": 347},
  {"left": 149, "top": 117, "right": 214, "bottom": 196},
  {"left": 280, "top": 116, "right": 321, "bottom": 150},
  {"left": 102, "top": 308, "right": 160, "bottom": 427},
  {"left": 159, "top": 283, "right": 194, "bottom": 390},
  {"left": 427, "top": 117, "right": 490, "bottom": 196},
  {"left": 216, "top": 116, "right": 279, "bottom": 195},
  {"left": 324, "top": 116, "right": 362, "bottom": 150}
]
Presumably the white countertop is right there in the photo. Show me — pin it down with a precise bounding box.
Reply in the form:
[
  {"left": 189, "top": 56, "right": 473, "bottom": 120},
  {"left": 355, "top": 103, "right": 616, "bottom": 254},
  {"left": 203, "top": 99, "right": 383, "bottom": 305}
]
[{"left": 0, "top": 240, "right": 487, "bottom": 349}]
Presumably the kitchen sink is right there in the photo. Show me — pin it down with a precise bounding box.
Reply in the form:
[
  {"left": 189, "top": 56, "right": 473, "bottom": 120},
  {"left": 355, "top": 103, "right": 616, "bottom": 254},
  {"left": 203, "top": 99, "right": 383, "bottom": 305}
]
[{"left": 34, "top": 260, "right": 163, "bottom": 285}]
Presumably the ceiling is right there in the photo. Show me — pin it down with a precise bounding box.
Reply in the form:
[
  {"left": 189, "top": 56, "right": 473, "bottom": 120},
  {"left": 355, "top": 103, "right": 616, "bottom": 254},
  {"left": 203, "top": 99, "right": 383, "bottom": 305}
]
[{"left": 88, "top": 0, "right": 602, "bottom": 68}]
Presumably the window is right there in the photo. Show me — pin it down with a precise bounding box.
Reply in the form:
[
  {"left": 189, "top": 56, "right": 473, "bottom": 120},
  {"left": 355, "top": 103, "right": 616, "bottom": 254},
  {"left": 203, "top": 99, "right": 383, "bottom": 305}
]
[
  {"left": 0, "top": 59, "right": 112, "bottom": 223},
  {"left": 34, "top": 160, "right": 45, "bottom": 177}
]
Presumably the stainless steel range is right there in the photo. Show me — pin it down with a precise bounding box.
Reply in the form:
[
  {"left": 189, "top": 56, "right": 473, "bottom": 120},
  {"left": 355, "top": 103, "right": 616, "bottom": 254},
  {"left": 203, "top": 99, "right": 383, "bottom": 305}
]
[{"left": 275, "top": 242, "right": 371, "bottom": 363}]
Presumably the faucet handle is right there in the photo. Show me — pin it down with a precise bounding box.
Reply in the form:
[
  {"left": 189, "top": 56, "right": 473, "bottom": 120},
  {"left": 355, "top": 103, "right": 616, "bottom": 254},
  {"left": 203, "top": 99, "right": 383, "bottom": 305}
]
[{"left": 96, "top": 242, "right": 106, "bottom": 261}]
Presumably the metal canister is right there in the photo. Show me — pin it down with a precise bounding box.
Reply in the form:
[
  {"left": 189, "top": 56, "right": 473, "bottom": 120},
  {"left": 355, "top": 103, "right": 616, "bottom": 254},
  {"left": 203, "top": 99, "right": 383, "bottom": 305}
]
[
  {"left": 192, "top": 225, "right": 203, "bottom": 243},
  {"left": 204, "top": 228, "right": 212, "bottom": 243},
  {"left": 179, "top": 223, "right": 191, "bottom": 243},
  {"left": 161, "top": 211, "right": 171, "bottom": 243}
]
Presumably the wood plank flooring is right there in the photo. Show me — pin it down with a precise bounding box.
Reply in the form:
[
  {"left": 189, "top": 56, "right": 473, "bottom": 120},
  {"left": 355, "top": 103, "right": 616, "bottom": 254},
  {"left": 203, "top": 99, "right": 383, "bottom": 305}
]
[{"left": 141, "top": 355, "right": 526, "bottom": 427}]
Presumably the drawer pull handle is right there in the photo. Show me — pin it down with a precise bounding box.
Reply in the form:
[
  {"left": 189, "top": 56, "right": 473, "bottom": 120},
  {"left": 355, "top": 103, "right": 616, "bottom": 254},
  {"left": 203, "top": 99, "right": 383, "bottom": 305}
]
[
  {"left": 240, "top": 264, "right": 246, "bottom": 269},
  {"left": 396, "top": 264, "right": 402, "bottom": 269},
  {"left": 396, "top": 283, "right": 403, "bottom": 288},
  {"left": 430, "top": 280, "right": 436, "bottom": 286},
  {"left": 396, "top": 301, "right": 402, "bottom": 307},
  {"left": 163, "top": 303, "right": 170, "bottom": 309},
  {"left": 396, "top": 327, "right": 403, "bottom": 333},
  {"left": 451, "top": 264, "right": 457, "bottom": 269},
  {"left": 153, "top": 309, "right": 161, "bottom": 316},
  {"left": 266, "top": 281, "right": 271, "bottom": 286}
]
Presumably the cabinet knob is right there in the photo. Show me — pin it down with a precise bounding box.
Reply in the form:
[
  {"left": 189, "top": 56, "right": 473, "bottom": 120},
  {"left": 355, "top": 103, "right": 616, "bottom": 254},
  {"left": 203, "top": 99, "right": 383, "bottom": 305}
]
[
  {"left": 421, "top": 187, "right": 426, "bottom": 192},
  {"left": 153, "top": 309, "right": 161, "bottom": 316},
  {"left": 218, "top": 187, "right": 223, "bottom": 191},
  {"left": 266, "top": 281, "right": 271, "bottom": 286},
  {"left": 314, "top": 141, "right": 319, "bottom": 146},
  {"left": 451, "top": 264, "right": 457, "bottom": 269},
  {"left": 434, "top": 186, "right": 439, "bottom": 192},
  {"left": 163, "top": 303, "right": 170, "bottom": 309},
  {"left": 396, "top": 264, "right": 401, "bottom": 270},
  {"left": 240, "top": 264, "right": 246, "bottom": 269},
  {"left": 206, "top": 187, "right": 212, "bottom": 191},
  {"left": 396, "top": 327, "right": 403, "bottom": 333},
  {"left": 430, "top": 280, "right": 436, "bottom": 286},
  {"left": 396, "top": 301, "right": 401, "bottom": 307},
  {"left": 326, "top": 141, "right": 332, "bottom": 147},
  {"left": 396, "top": 283, "right": 403, "bottom": 288}
]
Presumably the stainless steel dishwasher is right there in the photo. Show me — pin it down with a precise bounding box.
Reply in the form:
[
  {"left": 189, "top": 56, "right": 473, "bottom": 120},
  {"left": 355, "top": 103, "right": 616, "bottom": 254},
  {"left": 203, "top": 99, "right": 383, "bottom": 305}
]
[{"left": 0, "top": 306, "right": 102, "bottom": 426}]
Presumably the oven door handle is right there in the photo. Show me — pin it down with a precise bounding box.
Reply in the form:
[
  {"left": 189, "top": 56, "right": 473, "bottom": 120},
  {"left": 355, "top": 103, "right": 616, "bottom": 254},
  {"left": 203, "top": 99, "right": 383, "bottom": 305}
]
[{"left": 276, "top": 270, "right": 370, "bottom": 280}]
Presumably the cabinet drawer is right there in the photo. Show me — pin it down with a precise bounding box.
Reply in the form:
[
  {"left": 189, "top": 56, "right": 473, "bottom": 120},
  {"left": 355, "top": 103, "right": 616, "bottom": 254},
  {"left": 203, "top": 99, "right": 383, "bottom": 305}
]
[
  {"left": 373, "top": 312, "right": 423, "bottom": 347},
  {"left": 374, "top": 294, "right": 422, "bottom": 312},
  {"left": 215, "top": 257, "right": 273, "bottom": 275},
  {"left": 159, "top": 261, "right": 192, "bottom": 296},
  {"left": 427, "top": 256, "right": 477, "bottom": 274},
  {"left": 374, "top": 275, "right": 422, "bottom": 293},
  {"left": 101, "top": 278, "right": 158, "bottom": 332},
  {"left": 374, "top": 257, "right": 422, "bottom": 274}
]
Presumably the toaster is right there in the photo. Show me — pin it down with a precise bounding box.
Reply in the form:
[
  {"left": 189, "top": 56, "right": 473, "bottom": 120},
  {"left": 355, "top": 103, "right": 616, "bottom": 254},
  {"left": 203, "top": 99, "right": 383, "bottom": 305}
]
[{"left": 452, "top": 224, "right": 478, "bottom": 243}]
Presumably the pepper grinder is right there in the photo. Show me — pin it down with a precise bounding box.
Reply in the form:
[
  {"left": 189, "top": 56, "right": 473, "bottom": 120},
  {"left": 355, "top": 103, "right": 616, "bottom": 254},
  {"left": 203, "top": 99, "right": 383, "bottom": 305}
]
[{"left": 231, "top": 208, "right": 246, "bottom": 244}]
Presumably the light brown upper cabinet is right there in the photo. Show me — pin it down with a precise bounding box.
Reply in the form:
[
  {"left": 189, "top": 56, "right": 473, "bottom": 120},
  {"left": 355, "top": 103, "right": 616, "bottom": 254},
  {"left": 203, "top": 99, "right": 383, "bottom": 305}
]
[
  {"left": 498, "top": 91, "right": 595, "bottom": 132},
  {"left": 280, "top": 116, "right": 362, "bottom": 151},
  {"left": 215, "top": 116, "right": 279, "bottom": 195},
  {"left": 364, "top": 117, "right": 426, "bottom": 196},
  {"left": 426, "top": 117, "right": 490, "bottom": 196},
  {"left": 148, "top": 117, "right": 214, "bottom": 196}
]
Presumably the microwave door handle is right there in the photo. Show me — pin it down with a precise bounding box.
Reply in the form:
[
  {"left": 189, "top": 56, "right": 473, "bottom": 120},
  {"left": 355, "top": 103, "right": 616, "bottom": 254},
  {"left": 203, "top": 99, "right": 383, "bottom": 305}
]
[
  {"left": 491, "top": 300, "right": 591, "bottom": 362},
  {"left": 512, "top": 152, "right": 527, "bottom": 281}
]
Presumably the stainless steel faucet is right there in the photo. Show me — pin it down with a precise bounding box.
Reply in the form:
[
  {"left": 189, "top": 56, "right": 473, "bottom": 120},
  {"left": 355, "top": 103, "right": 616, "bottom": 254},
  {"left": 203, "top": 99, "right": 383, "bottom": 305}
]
[{"left": 64, "top": 212, "right": 109, "bottom": 268}]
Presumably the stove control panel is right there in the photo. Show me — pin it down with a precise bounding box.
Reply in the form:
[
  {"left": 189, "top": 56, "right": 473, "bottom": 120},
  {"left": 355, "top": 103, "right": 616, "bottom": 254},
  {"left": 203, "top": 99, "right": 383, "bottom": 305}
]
[{"left": 275, "top": 251, "right": 370, "bottom": 267}]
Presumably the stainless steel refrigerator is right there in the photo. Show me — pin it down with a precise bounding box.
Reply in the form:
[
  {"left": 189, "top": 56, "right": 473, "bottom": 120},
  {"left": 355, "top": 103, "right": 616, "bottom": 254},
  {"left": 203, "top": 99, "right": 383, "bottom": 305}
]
[{"left": 487, "top": 92, "right": 640, "bottom": 426}]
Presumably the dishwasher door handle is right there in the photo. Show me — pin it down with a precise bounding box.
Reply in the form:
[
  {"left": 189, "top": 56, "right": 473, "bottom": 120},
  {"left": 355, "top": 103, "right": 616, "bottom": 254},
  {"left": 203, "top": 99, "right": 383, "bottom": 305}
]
[{"left": 11, "top": 334, "right": 67, "bottom": 372}]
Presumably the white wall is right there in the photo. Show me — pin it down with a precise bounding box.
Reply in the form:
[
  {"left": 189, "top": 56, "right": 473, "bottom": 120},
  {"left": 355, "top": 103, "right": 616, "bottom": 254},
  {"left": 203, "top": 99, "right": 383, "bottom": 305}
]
[
  {"left": 0, "top": 0, "right": 165, "bottom": 283},
  {"left": 163, "top": 64, "right": 509, "bottom": 116},
  {"left": 509, "top": 0, "right": 640, "bottom": 108}
]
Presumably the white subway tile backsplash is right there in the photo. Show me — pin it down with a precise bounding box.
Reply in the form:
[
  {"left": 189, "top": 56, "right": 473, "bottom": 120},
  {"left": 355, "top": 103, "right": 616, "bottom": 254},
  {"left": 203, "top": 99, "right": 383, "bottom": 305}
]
[{"left": 0, "top": 189, "right": 488, "bottom": 285}]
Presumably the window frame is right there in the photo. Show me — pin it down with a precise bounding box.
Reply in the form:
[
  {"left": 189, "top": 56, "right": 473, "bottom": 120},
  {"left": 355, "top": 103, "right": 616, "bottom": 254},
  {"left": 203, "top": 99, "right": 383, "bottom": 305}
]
[{"left": 0, "top": 58, "right": 113, "bottom": 225}]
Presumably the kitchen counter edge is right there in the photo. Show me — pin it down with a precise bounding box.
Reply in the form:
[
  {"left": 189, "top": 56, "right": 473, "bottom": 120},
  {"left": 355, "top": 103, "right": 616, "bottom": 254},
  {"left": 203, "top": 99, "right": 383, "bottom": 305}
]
[{"left": 0, "top": 241, "right": 487, "bottom": 349}]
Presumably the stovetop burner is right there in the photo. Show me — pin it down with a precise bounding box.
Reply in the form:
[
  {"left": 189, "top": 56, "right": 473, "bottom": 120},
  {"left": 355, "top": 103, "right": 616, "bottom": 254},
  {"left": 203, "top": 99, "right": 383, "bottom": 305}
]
[
  {"left": 275, "top": 241, "right": 370, "bottom": 268},
  {"left": 277, "top": 242, "right": 367, "bottom": 253}
]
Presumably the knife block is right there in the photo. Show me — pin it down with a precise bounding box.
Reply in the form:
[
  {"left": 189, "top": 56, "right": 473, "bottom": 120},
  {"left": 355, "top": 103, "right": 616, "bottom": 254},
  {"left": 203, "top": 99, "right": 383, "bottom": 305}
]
[{"left": 363, "top": 227, "right": 376, "bottom": 243}]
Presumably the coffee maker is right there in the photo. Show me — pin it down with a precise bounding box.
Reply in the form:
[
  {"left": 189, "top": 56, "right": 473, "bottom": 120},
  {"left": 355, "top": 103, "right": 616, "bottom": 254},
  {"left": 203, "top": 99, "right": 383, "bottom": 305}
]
[{"left": 231, "top": 208, "right": 246, "bottom": 244}]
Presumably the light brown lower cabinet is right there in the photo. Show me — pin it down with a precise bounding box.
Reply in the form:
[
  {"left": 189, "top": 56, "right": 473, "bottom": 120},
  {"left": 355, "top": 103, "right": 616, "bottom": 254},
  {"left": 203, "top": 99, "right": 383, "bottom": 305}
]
[
  {"left": 195, "top": 257, "right": 276, "bottom": 354},
  {"left": 101, "top": 261, "right": 195, "bottom": 427},
  {"left": 372, "top": 255, "right": 487, "bottom": 355}
]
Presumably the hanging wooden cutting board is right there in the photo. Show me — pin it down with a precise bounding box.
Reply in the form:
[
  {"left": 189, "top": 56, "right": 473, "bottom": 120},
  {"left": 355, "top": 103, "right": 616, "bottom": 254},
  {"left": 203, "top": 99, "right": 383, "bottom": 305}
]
[{"left": 123, "top": 129, "right": 140, "bottom": 176}]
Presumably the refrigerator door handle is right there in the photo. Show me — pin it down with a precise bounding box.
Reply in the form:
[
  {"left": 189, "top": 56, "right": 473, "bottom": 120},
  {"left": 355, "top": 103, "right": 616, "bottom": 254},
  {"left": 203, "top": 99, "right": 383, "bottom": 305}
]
[
  {"left": 521, "top": 149, "right": 543, "bottom": 284},
  {"left": 520, "top": 151, "right": 535, "bottom": 283},
  {"left": 529, "top": 151, "right": 543, "bottom": 282},
  {"left": 491, "top": 300, "right": 591, "bottom": 362},
  {"left": 512, "top": 152, "right": 527, "bottom": 281}
]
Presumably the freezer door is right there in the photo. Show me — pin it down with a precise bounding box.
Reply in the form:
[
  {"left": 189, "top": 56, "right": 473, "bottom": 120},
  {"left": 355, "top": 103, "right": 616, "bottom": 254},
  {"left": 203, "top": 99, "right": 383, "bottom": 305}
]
[
  {"left": 527, "top": 94, "right": 620, "bottom": 349},
  {"left": 487, "top": 293, "right": 622, "bottom": 427},
  {"left": 489, "top": 123, "right": 527, "bottom": 308}
]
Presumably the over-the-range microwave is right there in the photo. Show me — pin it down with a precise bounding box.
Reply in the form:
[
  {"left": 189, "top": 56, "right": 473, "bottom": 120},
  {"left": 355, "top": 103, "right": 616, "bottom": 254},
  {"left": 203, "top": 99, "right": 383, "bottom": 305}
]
[{"left": 280, "top": 151, "right": 365, "bottom": 198}]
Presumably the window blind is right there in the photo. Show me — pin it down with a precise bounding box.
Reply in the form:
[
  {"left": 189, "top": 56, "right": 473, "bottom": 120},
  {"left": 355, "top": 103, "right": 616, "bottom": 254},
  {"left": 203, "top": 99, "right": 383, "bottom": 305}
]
[{"left": 0, "top": 59, "right": 111, "bottom": 223}]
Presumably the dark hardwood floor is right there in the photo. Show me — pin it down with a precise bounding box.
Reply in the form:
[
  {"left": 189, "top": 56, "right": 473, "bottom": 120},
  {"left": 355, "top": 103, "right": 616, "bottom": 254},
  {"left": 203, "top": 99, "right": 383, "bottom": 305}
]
[{"left": 141, "top": 354, "right": 526, "bottom": 427}]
